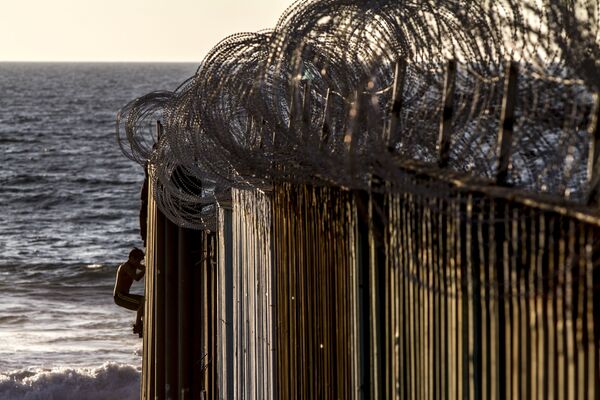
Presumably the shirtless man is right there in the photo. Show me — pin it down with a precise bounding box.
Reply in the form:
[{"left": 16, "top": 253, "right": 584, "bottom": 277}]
[{"left": 114, "top": 248, "right": 145, "bottom": 336}]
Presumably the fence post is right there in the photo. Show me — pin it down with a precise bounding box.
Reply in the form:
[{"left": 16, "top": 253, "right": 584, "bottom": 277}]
[
  {"left": 494, "top": 61, "right": 523, "bottom": 390},
  {"left": 164, "top": 219, "right": 179, "bottom": 400},
  {"left": 155, "top": 186, "right": 166, "bottom": 400},
  {"left": 437, "top": 59, "right": 457, "bottom": 168},
  {"left": 259, "top": 118, "right": 265, "bottom": 150},
  {"left": 345, "top": 88, "right": 360, "bottom": 153},
  {"left": 354, "top": 188, "right": 372, "bottom": 399},
  {"left": 320, "top": 88, "right": 333, "bottom": 147},
  {"left": 289, "top": 72, "right": 304, "bottom": 130},
  {"left": 386, "top": 60, "right": 407, "bottom": 151},
  {"left": 345, "top": 83, "right": 369, "bottom": 166},
  {"left": 369, "top": 175, "right": 388, "bottom": 400},
  {"left": 586, "top": 94, "right": 600, "bottom": 204},
  {"left": 495, "top": 61, "right": 519, "bottom": 185},
  {"left": 301, "top": 82, "right": 312, "bottom": 142},
  {"left": 246, "top": 115, "right": 255, "bottom": 147},
  {"left": 178, "top": 227, "right": 192, "bottom": 400}
]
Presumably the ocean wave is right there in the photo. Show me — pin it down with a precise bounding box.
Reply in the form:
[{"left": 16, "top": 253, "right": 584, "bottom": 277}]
[
  {"left": 0, "top": 262, "right": 118, "bottom": 284},
  {"left": 0, "top": 315, "right": 29, "bottom": 324},
  {"left": 0, "top": 362, "right": 140, "bottom": 400}
]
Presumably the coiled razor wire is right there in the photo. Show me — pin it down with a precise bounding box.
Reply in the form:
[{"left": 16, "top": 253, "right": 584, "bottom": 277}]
[{"left": 117, "top": 0, "right": 599, "bottom": 230}]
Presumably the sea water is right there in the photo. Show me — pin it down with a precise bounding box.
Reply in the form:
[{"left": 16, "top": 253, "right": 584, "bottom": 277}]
[{"left": 0, "top": 62, "right": 195, "bottom": 399}]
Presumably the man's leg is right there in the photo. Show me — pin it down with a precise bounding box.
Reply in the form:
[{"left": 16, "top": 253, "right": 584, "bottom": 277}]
[
  {"left": 115, "top": 292, "right": 143, "bottom": 311},
  {"left": 136, "top": 302, "right": 144, "bottom": 325},
  {"left": 128, "top": 294, "right": 144, "bottom": 336},
  {"left": 115, "top": 293, "right": 144, "bottom": 336}
]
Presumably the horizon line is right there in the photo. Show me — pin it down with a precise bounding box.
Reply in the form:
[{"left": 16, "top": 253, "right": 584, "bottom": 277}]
[{"left": 0, "top": 60, "right": 200, "bottom": 64}]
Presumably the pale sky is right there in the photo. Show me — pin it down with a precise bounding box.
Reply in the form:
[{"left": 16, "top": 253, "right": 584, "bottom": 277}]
[{"left": 0, "top": 0, "right": 294, "bottom": 62}]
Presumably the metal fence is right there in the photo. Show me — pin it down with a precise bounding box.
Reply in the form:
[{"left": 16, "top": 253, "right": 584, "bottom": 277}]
[
  {"left": 206, "top": 173, "right": 600, "bottom": 400},
  {"left": 382, "top": 177, "right": 600, "bottom": 399},
  {"left": 216, "top": 189, "right": 275, "bottom": 400},
  {"left": 141, "top": 157, "right": 600, "bottom": 400},
  {"left": 141, "top": 170, "right": 216, "bottom": 400}
]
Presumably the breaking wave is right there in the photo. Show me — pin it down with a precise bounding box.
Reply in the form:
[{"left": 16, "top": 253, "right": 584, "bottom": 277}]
[{"left": 0, "top": 362, "right": 140, "bottom": 400}]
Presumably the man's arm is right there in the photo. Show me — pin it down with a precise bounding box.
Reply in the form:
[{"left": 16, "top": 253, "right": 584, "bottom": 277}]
[
  {"left": 135, "top": 264, "right": 145, "bottom": 281},
  {"left": 123, "top": 262, "right": 144, "bottom": 281}
]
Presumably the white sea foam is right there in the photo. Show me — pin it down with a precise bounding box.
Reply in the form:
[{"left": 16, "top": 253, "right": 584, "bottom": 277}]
[{"left": 0, "top": 362, "right": 140, "bottom": 400}]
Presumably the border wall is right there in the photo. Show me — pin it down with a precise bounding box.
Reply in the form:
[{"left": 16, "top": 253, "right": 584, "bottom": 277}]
[
  {"left": 142, "top": 165, "right": 600, "bottom": 399},
  {"left": 142, "top": 171, "right": 217, "bottom": 400}
]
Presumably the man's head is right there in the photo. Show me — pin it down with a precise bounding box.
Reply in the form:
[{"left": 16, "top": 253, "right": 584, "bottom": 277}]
[{"left": 129, "top": 247, "right": 144, "bottom": 263}]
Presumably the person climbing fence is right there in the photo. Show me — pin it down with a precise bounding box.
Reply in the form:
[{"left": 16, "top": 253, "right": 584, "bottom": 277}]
[{"left": 113, "top": 247, "right": 145, "bottom": 337}]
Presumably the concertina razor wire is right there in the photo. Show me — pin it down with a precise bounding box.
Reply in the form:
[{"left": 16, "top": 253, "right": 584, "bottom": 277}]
[{"left": 116, "top": 0, "right": 599, "bottom": 231}]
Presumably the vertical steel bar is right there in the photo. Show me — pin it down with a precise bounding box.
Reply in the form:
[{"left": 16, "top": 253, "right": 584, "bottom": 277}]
[
  {"left": 437, "top": 59, "right": 457, "bottom": 168},
  {"left": 164, "top": 219, "right": 179, "bottom": 400},
  {"left": 155, "top": 202, "right": 166, "bottom": 400},
  {"left": 587, "top": 94, "right": 600, "bottom": 203},
  {"left": 321, "top": 88, "right": 333, "bottom": 147},
  {"left": 178, "top": 228, "right": 192, "bottom": 400},
  {"left": 495, "top": 61, "right": 519, "bottom": 185},
  {"left": 385, "top": 60, "right": 407, "bottom": 150}
]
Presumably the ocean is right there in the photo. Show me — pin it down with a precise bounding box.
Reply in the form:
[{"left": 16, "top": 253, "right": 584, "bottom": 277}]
[{"left": 0, "top": 62, "right": 196, "bottom": 400}]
